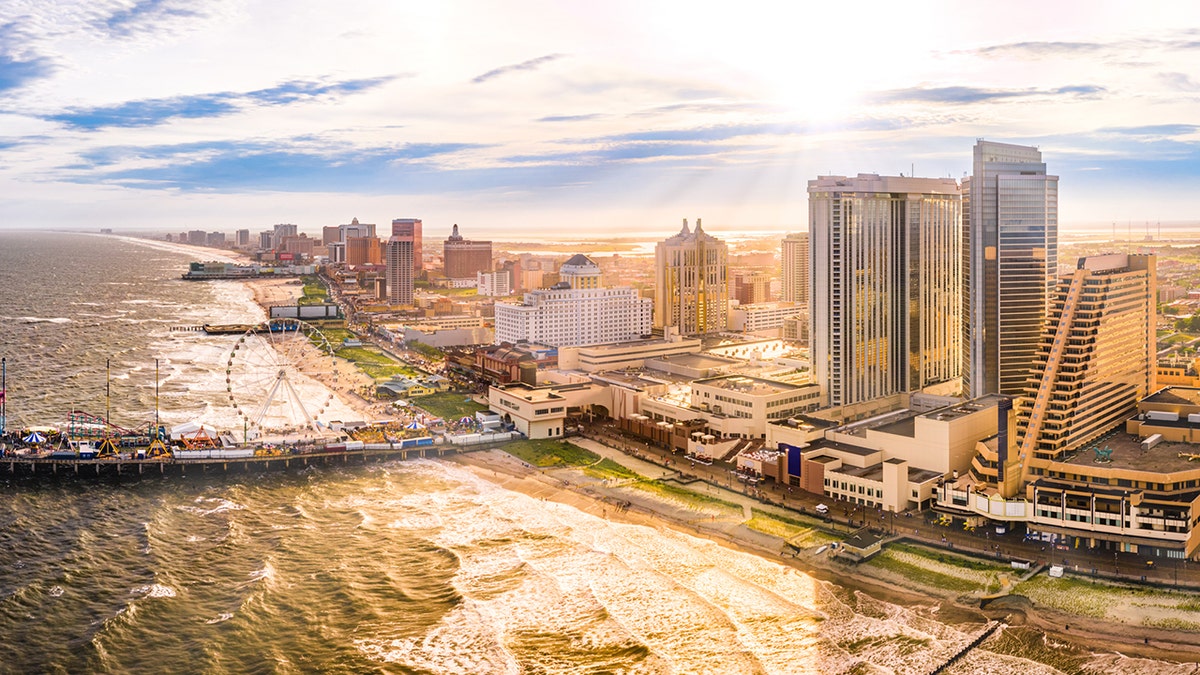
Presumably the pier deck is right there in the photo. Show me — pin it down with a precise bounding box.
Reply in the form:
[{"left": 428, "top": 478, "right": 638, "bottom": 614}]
[{"left": 2, "top": 445, "right": 464, "bottom": 479}]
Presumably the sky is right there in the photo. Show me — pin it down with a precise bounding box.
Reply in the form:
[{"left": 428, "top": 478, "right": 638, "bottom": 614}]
[{"left": 2, "top": 1, "right": 1200, "bottom": 239}]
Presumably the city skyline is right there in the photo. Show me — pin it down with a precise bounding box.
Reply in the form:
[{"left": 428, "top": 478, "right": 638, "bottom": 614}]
[{"left": 1, "top": 2, "right": 1199, "bottom": 235}]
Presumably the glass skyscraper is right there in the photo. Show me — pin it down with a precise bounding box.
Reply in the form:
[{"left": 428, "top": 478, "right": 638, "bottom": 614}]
[
  {"left": 809, "top": 174, "right": 961, "bottom": 407},
  {"left": 962, "top": 141, "right": 1059, "bottom": 398}
]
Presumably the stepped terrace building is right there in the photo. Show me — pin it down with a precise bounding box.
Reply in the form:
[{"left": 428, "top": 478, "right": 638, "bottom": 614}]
[{"left": 1015, "top": 254, "right": 1156, "bottom": 465}]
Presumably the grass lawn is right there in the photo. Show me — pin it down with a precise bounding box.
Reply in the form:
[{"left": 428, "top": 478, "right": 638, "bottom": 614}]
[
  {"left": 298, "top": 276, "right": 329, "bottom": 305},
  {"left": 317, "top": 326, "right": 355, "bottom": 345},
  {"left": 415, "top": 392, "right": 488, "bottom": 419},
  {"left": 1019, "top": 574, "right": 1200, "bottom": 626},
  {"left": 864, "top": 543, "right": 1010, "bottom": 594},
  {"left": 500, "top": 439, "right": 601, "bottom": 467},
  {"left": 631, "top": 479, "right": 743, "bottom": 513},
  {"left": 334, "top": 345, "right": 420, "bottom": 380},
  {"left": 746, "top": 508, "right": 839, "bottom": 547}
]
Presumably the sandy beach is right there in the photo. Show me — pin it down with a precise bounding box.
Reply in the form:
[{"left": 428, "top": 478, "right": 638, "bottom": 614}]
[
  {"left": 241, "top": 276, "right": 381, "bottom": 425},
  {"left": 450, "top": 445, "right": 1200, "bottom": 666}
]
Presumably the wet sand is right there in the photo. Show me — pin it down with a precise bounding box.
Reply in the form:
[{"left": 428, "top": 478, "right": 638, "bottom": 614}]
[{"left": 450, "top": 447, "right": 1200, "bottom": 664}]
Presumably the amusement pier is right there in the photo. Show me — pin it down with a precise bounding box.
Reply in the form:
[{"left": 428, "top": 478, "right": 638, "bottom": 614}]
[{"left": 0, "top": 319, "right": 518, "bottom": 480}]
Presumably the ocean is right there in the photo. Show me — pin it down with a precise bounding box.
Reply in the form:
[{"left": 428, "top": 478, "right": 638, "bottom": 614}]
[{"left": 0, "top": 231, "right": 1187, "bottom": 673}]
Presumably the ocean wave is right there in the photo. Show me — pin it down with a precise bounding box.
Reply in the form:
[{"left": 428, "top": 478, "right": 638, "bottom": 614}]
[
  {"left": 16, "top": 316, "right": 72, "bottom": 324},
  {"left": 131, "top": 583, "right": 177, "bottom": 599},
  {"left": 205, "top": 612, "right": 235, "bottom": 624},
  {"left": 177, "top": 496, "right": 247, "bottom": 516}
]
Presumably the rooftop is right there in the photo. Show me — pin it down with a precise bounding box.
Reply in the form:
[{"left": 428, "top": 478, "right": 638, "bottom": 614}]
[
  {"left": 838, "top": 394, "right": 1006, "bottom": 439},
  {"left": 651, "top": 353, "right": 740, "bottom": 370},
  {"left": 589, "top": 369, "right": 672, "bottom": 390},
  {"left": 1143, "top": 387, "right": 1200, "bottom": 407},
  {"left": 1057, "top": 427, "right": 1200, "bottom": 474},
  {"left": 694, "top": 374, "right": 801, "bottom": 395}
]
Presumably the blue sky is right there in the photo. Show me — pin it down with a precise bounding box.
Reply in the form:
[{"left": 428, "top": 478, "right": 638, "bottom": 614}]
[{"left": 1, "top": 1, "right": 1199, "bottom": 237}]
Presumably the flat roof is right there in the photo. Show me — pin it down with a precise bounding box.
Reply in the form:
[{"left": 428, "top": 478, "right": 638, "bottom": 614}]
[
  {"left": 579, "top": 336, "right": 701, "bottom": 353},
  {"left": 810, "top": 440, "right": 880, "bottom": 458},
  {"left": 919, "top": 394, "right": 1008, "bottom": 421},
  {"left": 694, "top": 374, "right": 801, "bottom": 394},
  {"left": 771, "top": 415, "right": 840, "bottom": 430},
  {"left": 652, "top": 353, "right": 741, "bottom": 369},
  {"left": 1058, "top": 429, "right": 1200, "bottom": 474},
  {"left": 589, "top": 370, "right": 670, "bottom": 389},
  {"left": 1143, "top": 387, "right": 1200, "bottom": 406},
  {"left": 839, "top": 394, "right": 1005, "bottom": 439},
  {"left": 875, "top": 416, "right": 916, "bottom": 438}
]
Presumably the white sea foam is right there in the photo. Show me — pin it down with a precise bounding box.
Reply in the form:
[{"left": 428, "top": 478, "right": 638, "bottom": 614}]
[
  {"left": 178, "top": 496, "right": 246, "bottom": 516},
  {"left": 48, "top": 585, "right": 64, "bottom": 597},
  {"left": 131, "top": 583, "right": 177, "bottom": 598},
  {"left": 205, "top": 612, "right": 235, "bottom": 624},
  {"left": 345, "top": 462, "right": 1080, "bottom": 675}
]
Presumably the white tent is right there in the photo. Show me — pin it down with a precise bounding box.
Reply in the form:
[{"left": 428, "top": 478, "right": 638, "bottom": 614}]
[
  {"left": 170, "top": 421, "right": 218, "bottom": 441},
  {"left": 22, "top": 431, "right": 46, "bottom": 444}
]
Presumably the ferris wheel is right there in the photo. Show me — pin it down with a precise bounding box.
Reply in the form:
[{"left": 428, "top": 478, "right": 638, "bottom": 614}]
[{"left": 225, "top": 319, "right": 340, "bottom": 433}]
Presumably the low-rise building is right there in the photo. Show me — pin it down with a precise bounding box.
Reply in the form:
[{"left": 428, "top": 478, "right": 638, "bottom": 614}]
[
  {"left": 639, "top": 374, "right": 821, "bottom": 440},
  {"left": 800, "top": 396, "right": 1005, "bottom": 512},
  {"left": 557, "top": 331, "right": 702, "bottom": 372},
  {"left": 487, "top": 381, "right": 607, "bottom": 438},
  {"left": 728, "top": 301, "right": 804, "bottom": 335}
]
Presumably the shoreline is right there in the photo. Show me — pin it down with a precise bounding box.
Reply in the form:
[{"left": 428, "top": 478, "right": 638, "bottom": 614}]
[
  {"left": 238, "top": 277, "right": 381, "bottom": 424},
  {"left": 448, "top": 447, "right": 1200, "bottom": 665}
]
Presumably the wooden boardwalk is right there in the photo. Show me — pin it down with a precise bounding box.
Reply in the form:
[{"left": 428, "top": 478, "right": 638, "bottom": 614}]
[{"left": 1, "top": 445, "right": 462, "bottom": 479}]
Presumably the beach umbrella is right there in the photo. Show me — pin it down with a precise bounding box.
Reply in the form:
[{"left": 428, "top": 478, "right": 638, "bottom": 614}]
[
  {"left": 405, "top": 421, "right": 423, "bottom": 430},
  {"left": 459, "top": 416, "right": 473, "bottom": 425},
  {"left": 23, "top": 431, "right": 46, "bottom": 444}
]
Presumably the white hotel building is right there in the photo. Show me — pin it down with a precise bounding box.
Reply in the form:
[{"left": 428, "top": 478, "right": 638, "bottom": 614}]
[{"left": 494, "top": 254, "right": 652, "bottom": 348}]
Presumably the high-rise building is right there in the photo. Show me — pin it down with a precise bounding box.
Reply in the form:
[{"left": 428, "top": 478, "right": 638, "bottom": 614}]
[
  {"left": 346, "top": 236, "right": 382, "bottom": 266},
  {"left": 654, "top": 219, "right": 728, "bottom": 335},
  {"left": 259, "top": 230, "right": 274, "bottom": 250},
  {"left": 187, "top": 230, "right": 207, "bottom": 245},
  {"left": 235, "top": 229, "right": 250, "bottom": 247},
  {"left": 809, "top": 174, "right": 961, "bottom": 407},
  {"left": 733, "top": 270, "right": 771, "bottom": 305},
  {"left": 273, "top": 223, "right": 298, "bottom": 240},
  {"left": 443, "top": 224, "right": 493, "bottom": 280},
  {"left": 494, "top": 255, "right": 652, "bottom": 347},
  {"left": 322, "top": 225, "right": 341, "bottom": 246},
  {"left": 341, "top": 217, "right": 374, "bottom": 242},
  {"left": 386, "top": 233, "right": 415, "bottom": 305},
  {"left": 1015, "top": 254, "right": 1156, "bottom": 462},
  {"left": 477, "top": 269, "right": 512, "bottom": 297},
  {"left": 279, "top": 234, "right": 314, "bottom": 258},
  {"left": 963, "top": 140, "right": 1059, "bottom": 398},
  {"left": 391, "top": 218, "right": 423, "bottom": 277},
  {"left": 781, "top": 232, "right": 809, "bottom": 305}
]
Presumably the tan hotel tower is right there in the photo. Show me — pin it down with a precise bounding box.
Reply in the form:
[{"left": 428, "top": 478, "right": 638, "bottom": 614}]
[{"left": 654, "top": 219, "right": 729, "bottom": 335}]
